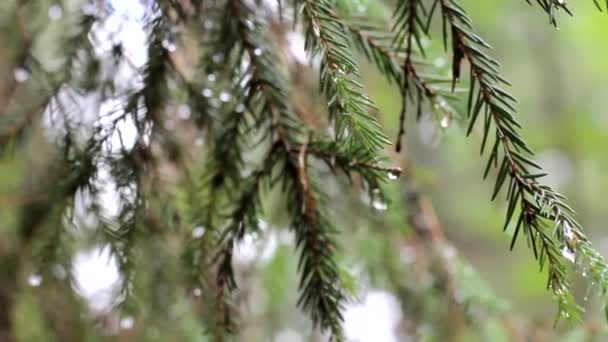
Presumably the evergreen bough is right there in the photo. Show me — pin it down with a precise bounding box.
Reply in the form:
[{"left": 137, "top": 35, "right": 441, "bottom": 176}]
[{"left": 0, "top": 0, "right": 607, "bottom": 340}]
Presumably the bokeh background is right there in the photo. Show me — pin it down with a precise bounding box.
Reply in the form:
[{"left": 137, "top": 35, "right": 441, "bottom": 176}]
[{"left": 1, "top": 0, "right": 608, "bottom": 341}]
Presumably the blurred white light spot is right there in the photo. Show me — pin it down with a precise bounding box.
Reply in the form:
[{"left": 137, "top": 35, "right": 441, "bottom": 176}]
[
  {"left": 120, "top": 316, "right": 135, "bottom": 330},
  {"left": 72, "top": 245, "right": 121, "bottom": 312},
  {"left": 202, "top": 88, "right": 213, "bottom": 98},
  {"left": 48, "top": 4, "right": 63, "bottom": 20},
  {"left": 434, "top": 57, "right": 446, "bottom": 68},
  {"left": 286, "top": 33, "right": 307, "bottom": 64},
  {"left": 27, "top": 273, "right": 43, "bottom": 287},
  {"left": 177, "top": 104, "right": 191, "bottom": 120},
  {"left": 193, "top": 288, "right": 202, "bottom": 297},
  {"left": 192, "top": 226, "right": 206, "bottom": 238},
  {"left": 13, "top": 68, "right": 30, "bottom": 82},
  {"left": 219, "top": 92, "right": 231, "bottom": 102},
  {"left": 344, "top": 290, "right": 402, "bottom": 342},
  {"left": 440, "top": 115, "right": 450, "bottom": 128}
]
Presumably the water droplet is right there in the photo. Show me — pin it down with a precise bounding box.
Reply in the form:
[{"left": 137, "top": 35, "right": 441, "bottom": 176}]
[
  {"left": 48, "top": 4, "right": 63, "bottom": 20},
  {"left": 563, "top": 221, "right": 574, "bottom": 240},
  {"left": 195, "top": 136, "right": 204, "bottom": 146},
  {"left": 202, "top": 88, "right": 213, "bottom": 98},
  {"left": 192, "top": 226, "right": 205, "bottom": 238},
  {"left": 219, "top": 92, "right": 231, "bottom": 102},
  {"left": 235, "top": 103, "right": 246, "bottom": 113},
  {"left": 177, "top": 104, "right": 191, "bottom": 120},
  {"left": 193, "top": 288, "right": 202, "bottom": 297},
  {"left": 562, "top": 247, "right": 575, "bottom": 263},
  {"left": 13, "top": 67, "right": 30, "bottom": 82},
  {"left": 387, "top": 168, "right": 401, "bottom": 181},
  {"left": 253, "top": 48, "right": 263, "bottom": 56},
  {"left": 440, "top": 115, "right": 450, "bottom": 128},
  {"left": 207, "top": 73, "right": 216, "bottom": 82},
  {"left": 120, "top": 316, "right": 135, "bottom": 330},
  {"left": 27, "top": 273, "right": 42, "bottom": 287},
  {"left": 372, "top": 199, "right": 387, "bottom": 211},
  {"left": 203, "top": 20, "right": 214, "bottom": 30},
  {"left": 162, "top": 39, "right": 176, "bottom": 52}
]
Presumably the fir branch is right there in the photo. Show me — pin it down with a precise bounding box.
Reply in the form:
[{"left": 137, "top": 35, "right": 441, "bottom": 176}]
[
  {"left": 525, "top": 0, "right": 607, "bottom": 24},
  {"left": 338, "top": 8, "right": 456, "bottom": 152},
  {"left": 525, "top": 0, "right": 573, "bottom": 26},
  {"left": 282, "top": 145, "right": 347, "bottom": 341},
  {"left": 392, "top": 0, "right": 434, "bottom": 151},
  {"left": 299, "top": 0, "right": 390, "bottom": 151},
  {"left": 434, "top": 0, "right": 608, "bottom": 320}
]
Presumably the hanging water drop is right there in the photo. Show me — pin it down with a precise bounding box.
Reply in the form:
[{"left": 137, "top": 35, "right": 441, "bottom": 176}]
[
  {"left": 563, "top": 221, "right": 574, "bottom": 240},
  {"left": 372, "top": 199, "right": 388, "bottom": 211},
  {"left": 253, "top": 48, "right": 263, "bottom": 56},
  {"left": 440, "top": 115, "right": 450, "bottom": 128},
  {"left": 27, "top": 273, "right": 43, "bottom": 287},
  {"left": 193, "top": 288, "right": 202, "bottom": 297},
  {"left": 207, "top": 73, "right": 216, "bottom": 82},
  {"left": 235, "top": 103, "right": 246, "bottom": 113},
  {"left": 387, "top": 168, "right": 402, "bottom": 181},
  {"left": 561, "top": 247, "right": 575, "bottom": 263}
]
